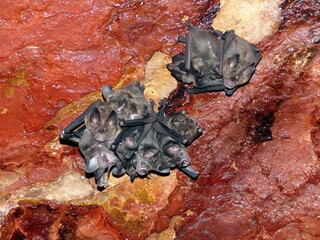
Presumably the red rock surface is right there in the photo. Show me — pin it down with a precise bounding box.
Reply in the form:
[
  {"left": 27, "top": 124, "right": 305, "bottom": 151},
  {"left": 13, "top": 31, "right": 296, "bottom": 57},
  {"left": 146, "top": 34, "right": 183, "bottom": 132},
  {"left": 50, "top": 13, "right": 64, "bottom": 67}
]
[
  {"left": 161, "top": 1, "right": 320, "bottom": 239},
  {"left": 0, "top": 201, "right": 121, "bottom": 239},
  {"left": 1, "top": 0, "right": 320, "bottom": 239}
]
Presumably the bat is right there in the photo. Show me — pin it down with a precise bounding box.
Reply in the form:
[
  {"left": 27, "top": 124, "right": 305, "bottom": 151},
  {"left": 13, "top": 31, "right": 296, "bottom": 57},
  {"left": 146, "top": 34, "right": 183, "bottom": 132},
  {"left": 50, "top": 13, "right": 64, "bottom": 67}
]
[
  {"left": 167, "top": 23, "right": 262, "bottom": 96},
  {"left": 79, "top": 108, "right": 120, "bottom": 188},
  {"left": 222, "top": 30, "right": 262, "bottom": 95}
]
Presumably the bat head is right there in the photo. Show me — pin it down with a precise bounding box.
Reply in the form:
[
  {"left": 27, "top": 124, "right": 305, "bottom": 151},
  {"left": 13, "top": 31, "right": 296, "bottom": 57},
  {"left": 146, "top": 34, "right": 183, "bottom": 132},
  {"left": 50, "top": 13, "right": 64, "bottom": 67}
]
[
  {"left": 223, "top": 31, "right": 262, "bottom": 90},
  {"left": 223, "top": 54, "right": 257, "bottom": 90},
  {"left": 102, "top": 84, "right": 115, "bottom": 100},
  {"left": 106, "top": 83, "right": 151, "bottom": 120},
  {"left": 163, "top": 141, "right": 190, "bottom": 168},
  {"left": 85, "top": 108, "right": 118, "bottom": 143},
  {"left": 133, "top": 147, "right": 160, "bottom": 177},
  {"left": 164, "top": 111, "right": 202, "bottom": 144},
  {"left": 86, "top": 149, "right": 120, "bottom": 188}
]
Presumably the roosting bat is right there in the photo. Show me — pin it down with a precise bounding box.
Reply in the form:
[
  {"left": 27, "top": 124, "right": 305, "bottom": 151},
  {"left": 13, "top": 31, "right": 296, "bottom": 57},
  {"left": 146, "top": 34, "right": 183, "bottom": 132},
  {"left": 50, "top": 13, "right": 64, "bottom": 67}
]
[
  {"left": 222, "top": 30, "right": 262, "bottom": 94},
  {"left": 127, "top": 128, "right": 171, "bottom": 182},
  {"left": 159, "top": 111, "right": 202, "bottom": 179},
  {"left": 167, "top": 23, "right": 262, "bottom": 96},
  {"left": 102, "top": 81, "right": 152, "bottom": 121},
  {"left": 78, "top": 108, "right": 120, "bottom": 188}
]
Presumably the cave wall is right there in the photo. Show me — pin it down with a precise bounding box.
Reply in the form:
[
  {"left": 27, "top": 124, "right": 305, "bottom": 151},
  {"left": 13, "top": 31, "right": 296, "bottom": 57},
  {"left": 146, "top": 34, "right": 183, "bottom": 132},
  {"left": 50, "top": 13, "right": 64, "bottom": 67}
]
[{"left": 0, "top": 0, "right": 320, "bottom": 239}]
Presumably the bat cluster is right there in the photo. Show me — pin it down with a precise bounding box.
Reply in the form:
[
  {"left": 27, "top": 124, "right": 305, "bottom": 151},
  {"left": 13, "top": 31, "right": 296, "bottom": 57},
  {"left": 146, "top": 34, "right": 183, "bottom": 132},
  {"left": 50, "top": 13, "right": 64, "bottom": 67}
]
[
  {"left": 167, "top": 23, "right": 262, "bottom": 96},
  {"left": 60, "top": 23, "right": 262, "bottom": 189},
  {"left": 60, "top": 82, "right": 202, "bottom": 188}
]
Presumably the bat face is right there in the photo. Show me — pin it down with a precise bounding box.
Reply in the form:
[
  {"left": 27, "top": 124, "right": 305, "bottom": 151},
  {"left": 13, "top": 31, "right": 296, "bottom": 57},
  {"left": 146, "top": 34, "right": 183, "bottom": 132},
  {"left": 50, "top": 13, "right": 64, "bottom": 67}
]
[
  {"left": 104, "top": 82, "right": 151, "bottom": 121},
  {"left": 133, "top": 147, "right": 160, "bottom": 176},
  {"left": 84, "top": 108, "right": 118, "bottom": 143},
  {"left": 79, "top": 109, "right": 121, "bottom": 187},
  {"left": 132, "top": 146, "right": 171, "bottom": 177},
  {"left": 85, "top": 148, "right": 118, "bottom": 174},
  {"left": 79, "top": 131, "right": 120, "bottom": 188},
  {"left": 163, "top": 111, "right": 202, "bottom": 145},
  {"left": 223, "top": 30, "right": 262, "bottom": 90},
  {"left": 163, "top": 141, "right": 190, "bottom": 168}
]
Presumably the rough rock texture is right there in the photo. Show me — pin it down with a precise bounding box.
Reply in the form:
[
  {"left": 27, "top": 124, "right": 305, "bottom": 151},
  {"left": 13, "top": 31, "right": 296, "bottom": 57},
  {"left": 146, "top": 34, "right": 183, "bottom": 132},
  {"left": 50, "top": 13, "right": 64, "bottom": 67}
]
[
  {"left": 141, "top": 51, "right": 177, "bottom": 109},
  {"left": 0, "top": 201, "right": 122, "bottom": 239},
  {"left": 1, "top": 0, "right": 320, "bottom": 239}
]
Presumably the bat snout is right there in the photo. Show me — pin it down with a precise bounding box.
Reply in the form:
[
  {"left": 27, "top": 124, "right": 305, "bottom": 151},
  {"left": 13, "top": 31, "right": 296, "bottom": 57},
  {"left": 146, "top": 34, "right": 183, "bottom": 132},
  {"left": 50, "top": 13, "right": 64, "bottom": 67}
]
[{"left": 94, "top": 132, "right": 107, "bottom": 143}]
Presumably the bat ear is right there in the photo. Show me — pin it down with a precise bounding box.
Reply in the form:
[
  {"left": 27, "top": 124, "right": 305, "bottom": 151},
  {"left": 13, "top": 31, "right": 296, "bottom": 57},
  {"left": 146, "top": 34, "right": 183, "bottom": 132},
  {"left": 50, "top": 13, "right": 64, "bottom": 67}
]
[
  {"left": 86, "top": 157, "right": 99, "bottom": 173},
  {"left": 87, "top": 108, "right": 100, "bottom": 128},
  {"left": 251, "top": 46, "right": 262, "bottom": 60},
  {"left": 226, "top": 54, "right": 240, "bottom": 71},
  {"left": 239, "top": 63, "right": 256, "bottom": 84},
  {"left": 180, "top": 165, "right": 199, "bottom": 179},
  {"left": 163, "top": 143, "right": 180, "bottom": 156},
  {"left": 106, "top": 110, "right": 117, "bottom": 128},
  {"left": 223, "top": 30, "right": 235, "bottom": 51},
  {"left": 102, "top": 84, "right": 114, "bottom": 100}
]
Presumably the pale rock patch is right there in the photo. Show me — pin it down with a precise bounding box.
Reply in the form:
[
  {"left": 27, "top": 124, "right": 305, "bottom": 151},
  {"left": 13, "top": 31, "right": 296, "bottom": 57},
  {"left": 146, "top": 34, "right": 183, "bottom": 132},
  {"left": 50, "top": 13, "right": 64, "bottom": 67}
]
[
  {"left": 212, "top": 0, "right": 284, "bottom": 44},
  {"left": 141, "top": 51, "right": 178, "bottom": 108}
]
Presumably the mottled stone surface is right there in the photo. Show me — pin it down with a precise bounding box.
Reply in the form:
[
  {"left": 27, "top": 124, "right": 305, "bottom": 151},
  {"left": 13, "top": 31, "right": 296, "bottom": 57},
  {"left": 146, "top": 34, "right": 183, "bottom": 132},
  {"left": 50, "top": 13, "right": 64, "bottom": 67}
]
[
  {"left": 95, "top": 173, "right": 178, "bottom": 239},
  {"left": 141, "top": 51, "right": 177, "bottom": 109},
  {"left": 0, "top": 201, "right": 122, "bottom": 239},
  {"left": 1, "top": 0, "right": 320, "bottom": 239}
]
